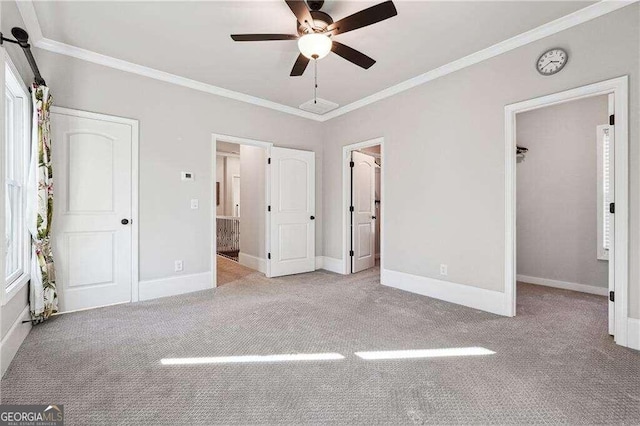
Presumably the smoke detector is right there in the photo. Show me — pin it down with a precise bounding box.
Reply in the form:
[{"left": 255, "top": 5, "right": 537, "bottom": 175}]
[{"left": 299, "top": 98, "right": 339, "bottom": 115}]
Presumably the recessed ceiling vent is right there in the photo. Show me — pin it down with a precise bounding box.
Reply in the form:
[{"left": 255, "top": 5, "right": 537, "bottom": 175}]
[{"left": 299, "top": 98, "right": 339, "bottom": 115}]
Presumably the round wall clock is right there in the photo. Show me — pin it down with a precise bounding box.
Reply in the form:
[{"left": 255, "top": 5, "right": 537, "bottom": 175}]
[{"left": 536, "top": 48, "right": 568, "bottom": 76}]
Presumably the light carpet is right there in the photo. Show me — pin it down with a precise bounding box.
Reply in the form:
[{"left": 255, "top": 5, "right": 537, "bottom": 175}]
[{"left": 1, "top": 268, "right": 639, "bottom": 425}]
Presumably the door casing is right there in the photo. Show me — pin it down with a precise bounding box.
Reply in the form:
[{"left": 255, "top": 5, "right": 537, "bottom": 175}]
[
  {"left": 504, "top": 76, "right": 630, "bottom": 347},
  {"left": 211, "top": 134, "right": 273, "bottom": 285},
  {"left": 342, "top": 137, "right": 385, "bottom": 275}
]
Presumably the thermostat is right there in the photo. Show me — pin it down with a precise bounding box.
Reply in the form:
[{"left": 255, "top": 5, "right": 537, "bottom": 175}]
[{"left": 181, "top": 171, "right": 194, "bottom": 181}]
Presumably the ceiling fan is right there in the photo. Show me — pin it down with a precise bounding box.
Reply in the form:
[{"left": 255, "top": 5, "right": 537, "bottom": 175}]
[{"left": 230, "top": 0, "right": 398, "bottom": 76}]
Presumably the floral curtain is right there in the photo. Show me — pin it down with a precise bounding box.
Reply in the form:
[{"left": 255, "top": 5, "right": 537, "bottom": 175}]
[{"left": 26, "top": 84, "right": 57, "bottom": 324}]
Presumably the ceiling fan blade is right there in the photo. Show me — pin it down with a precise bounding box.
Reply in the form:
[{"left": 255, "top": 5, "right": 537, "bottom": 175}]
[
  {"left": 331, "top": 41, "right": 376, "bottom": 69},
  {"left": 285, "top": 0, "right": 315, "bottom": 29},
  {"left": 327, "top": 1, "right": 397, "bottom": 35},
  {"left": 231, "top": 34, "right": 298, "bottom": 42},
  {"left": 290, "top": 53, "right": 310, "bottom": 76}
]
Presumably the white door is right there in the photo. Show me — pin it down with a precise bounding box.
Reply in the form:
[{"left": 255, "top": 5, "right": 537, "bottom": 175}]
[
  {"left": 269, "top": 147, "right": 315, "bottom": 277},
  {"left": 606, "top": 124, "right": 615, "bottom": 336},
  {"left": 351, "top": 151, "right": 376, "bottom": 273},
  {"left": 51, "top": 110, "right": 134, "bottom": 312},
  {"left": 232, "top": 175, "right": 241, "bottom": 217}
]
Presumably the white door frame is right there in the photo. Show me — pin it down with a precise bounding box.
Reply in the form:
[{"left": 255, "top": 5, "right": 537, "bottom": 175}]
[
  {"left": 211, "top": 134, "right": 273, "bottom": 286},
  {"left": 504, "top": 76, "right": 629, "bottom": 346},
  {"left": 342, "top": 137, "right": 385, "bottom": 275},
  {"left": 51, "top": 106, "right": 140, "bottom": 303}
]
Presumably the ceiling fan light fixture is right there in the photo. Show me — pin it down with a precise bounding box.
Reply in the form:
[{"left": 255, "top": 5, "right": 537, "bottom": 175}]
[{"left": 297, "top": 33, "right": 332, "bottom": 60}]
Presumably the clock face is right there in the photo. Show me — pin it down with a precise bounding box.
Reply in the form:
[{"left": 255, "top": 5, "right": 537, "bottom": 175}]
[{"left": 536, "top": 48, "right": 568, "bottom": 76}]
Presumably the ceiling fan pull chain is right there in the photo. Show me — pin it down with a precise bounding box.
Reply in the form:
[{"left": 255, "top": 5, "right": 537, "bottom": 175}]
[{"left": 314, "top": 58, "right": 318, "bottom": 104}]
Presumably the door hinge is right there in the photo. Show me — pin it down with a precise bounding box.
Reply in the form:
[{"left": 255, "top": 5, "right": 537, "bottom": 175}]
[
  {"left": 609, "top": 114, "right": 615, "bottom": 126},
  {"left": 267, "top": 157, "right": 271, "bottom": 165},
  {"left": 267, "top": 205, "right": 271, "bottom": 212},
  {"left": 349, "top": 206, "right": 354, "bottom": 212},
  {"left": 610, "top": 202, "right": 615, "bottom": 214},
  {"left": 268, "top": 253, "right": 271, "bottom": 260},
  {"left": 349, "top": 161, "right": 354, "bottom": 168},
  {"left": 349, "top": 250, "right": 354, "bottom": 257},
  {"left": 609, "top": 291, "right": 614, "bottom": 302}
]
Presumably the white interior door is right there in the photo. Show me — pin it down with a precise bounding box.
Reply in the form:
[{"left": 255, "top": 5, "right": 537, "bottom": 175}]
[
  {"left": 607, "top": 124, "right": 615, "bottom": 336},
  {"left": 351, "top": 151, "right": 376, "bottom": 273},
  {"left": 232, "top": 175, "right": 240, "bottom": 217},
  {"left": 269, "top": 147, "right": 315, "bottom": 277},
  {"left": 51, "top": 111, "right": 134, "bottom": 312}
]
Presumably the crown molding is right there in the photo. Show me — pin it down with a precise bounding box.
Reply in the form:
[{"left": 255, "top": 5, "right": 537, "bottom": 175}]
[
  {"left": 16, "top": 0, "right": 637, "bottom": 123},
  {"left": 34, "top": 37, "right": 322, "bottom": 121},
  {"left": 321, "top": 0, "right": 637, "bottom": 121}
]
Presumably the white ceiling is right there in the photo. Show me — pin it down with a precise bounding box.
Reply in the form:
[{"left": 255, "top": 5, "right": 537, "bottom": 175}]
[{"left": 32, "top": 1, "right": 595, "bottom": 110}]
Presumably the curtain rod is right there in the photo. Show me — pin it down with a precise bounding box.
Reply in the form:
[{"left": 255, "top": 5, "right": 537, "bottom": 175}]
[{"left": 1, "top": 27, "right": 46, "bottom": 86}]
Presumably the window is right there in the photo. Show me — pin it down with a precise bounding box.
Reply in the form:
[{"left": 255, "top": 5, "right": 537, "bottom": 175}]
[
  {"left": 596, "top": 124, "right": 613, "bottom": 261},
  {"left": 4, "top": 60, "right": 30, "bottom": 293}
]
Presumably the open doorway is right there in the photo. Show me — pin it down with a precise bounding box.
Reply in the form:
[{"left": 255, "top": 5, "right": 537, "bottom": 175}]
[
  {"left": 516, "top": 94, "right": 611, "bottom": 326},
  {"left": 214, "top": 137, "right": 270, "bottom": 286},
  {"left": 212, "top": 134, "right": 317, "bottom": 287},
  {"left": 343, "top": 138, "right": 384, "bottom": 275},
  {"left": 505, "top": 76, "right": 629, "bottom": 347}
]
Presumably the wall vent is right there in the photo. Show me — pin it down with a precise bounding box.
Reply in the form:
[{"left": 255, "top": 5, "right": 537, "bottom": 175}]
[{"left": 299, "top": 98, "right": 339, "bottom": 115}]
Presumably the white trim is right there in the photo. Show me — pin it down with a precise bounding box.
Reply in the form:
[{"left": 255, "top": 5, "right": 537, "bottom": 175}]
[
  {"left": 15, "top": 1, "right": 44, "bottom": 43},
  {"left": 36, "top": 38, "right": 320, "bottom": 121},
  {"left": 627, "top": 318, "right": 640, "bottom": 351},
  {"left": 516, "top": 274, "right": 608, "bottom": 296},
  {"left": 315, "top": 256, "right": 323, "bottom": 270},
  {"left": 318, "top": 256, "right": 345, "bottom": 274},
  {"left": 1, "top": 305, "right": 31, "bottom": 377},
  {"left": 2, "top": 56, "right": 31, "bottom": 306},
  {"left": 238, "top": 252, "right": 266, "bottom": 274},
  {"left": 50, "top": 106, "right": 140, "bottom": 303},
  {"left": 382, "top": 268, "right": 508, "bottom": 316},
  {"left": 323, "top": 1, "right": 635, "bottom": 121},
  {"left": 342, "top": 138, "right": 384, "bottom": 275},
  {"left": 3, "top": 274, "right": 29, "bottom": 306},
  {"left": 138, "top": 272, "right": 213, "bottom": 301},
  {"left": 52, "top": 301, "right": 128, "bottom": 315},
  {"left": 216, "top": 152, "right": 240, "bottom": 158},
  {"left": 15, "top": 0, "right": 636, "bottom": 122},
  {"left": 505, "top": 76, "right": 629, "bottom": 346},
  {"left": 211, "top": 134, "right": 273, "bottom": 287}
]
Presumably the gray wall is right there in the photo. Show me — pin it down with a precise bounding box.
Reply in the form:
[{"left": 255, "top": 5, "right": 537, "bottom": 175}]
[
  {"left": 322, "top": 6, "right": 639, "bottom": 317},
  {"left": 239, "top": 144, "right": 266, "bottom": 260},
  {"left": 30, "top": 50, "right": 324, "bottom": 282},
  {"left": 516, "top": 95, "right": 608, "bottom": 288}
]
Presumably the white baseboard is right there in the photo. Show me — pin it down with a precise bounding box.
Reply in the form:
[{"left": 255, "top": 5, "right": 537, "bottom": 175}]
[
  {"left": 318, "top": 256, "right": 346, "bottom": 274},
  {"left": 516, "top": 274, "right": 608, "bottom": 296},
  {"left": 315, "top": 256, "right": 324, "bottom": 270},
  {"left": 238, "top": 252, "right": 266, "bottom": 274},
  {"left": 382, "top": 268, "right": 507, "bottom": 316},
  {"left": 628, "top": 318, "right": 640, "bottom": 351},
  {"left": 139, "top": 272, "right": 213, "bottom": 301},
  {"left": 1, "top": 305, "right": 31, "bottom": 377}
]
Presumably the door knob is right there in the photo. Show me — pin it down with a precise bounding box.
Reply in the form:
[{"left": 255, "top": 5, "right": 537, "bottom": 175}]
[
  {"left": 310, "top": 216, "right": 315, "bottom": 220},
  {"left": 121, "top": 219, "right": 130, "bottom": 225}
]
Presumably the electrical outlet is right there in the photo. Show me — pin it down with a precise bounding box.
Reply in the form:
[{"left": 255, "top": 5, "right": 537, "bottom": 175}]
[
  {"left": 175, "top": 260, "right": 184, "bottom": 272},
  {"left": 190, "top": 199, "right": 199, "bottom": 209},
  {"left": 440, "top": 264, "right": 448, "bottom": 276}
]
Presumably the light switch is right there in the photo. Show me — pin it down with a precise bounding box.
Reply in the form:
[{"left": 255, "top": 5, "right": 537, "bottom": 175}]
[{"left": 190, "top": 199, "right": 199, "bottom": 209}]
